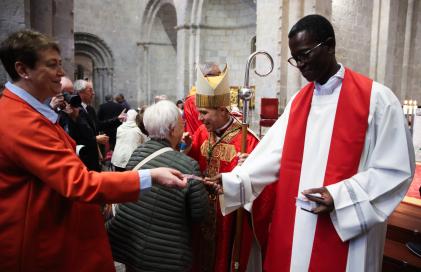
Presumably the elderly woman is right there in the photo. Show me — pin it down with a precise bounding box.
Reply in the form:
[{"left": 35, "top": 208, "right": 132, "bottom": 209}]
[
  {"left": 107, "top": 100, "right": 208, "bottom": 272},
  {"left": 0, "top": 30, "right": 185, "bottom": 272},
  {"left": 111, "top": 109, "right": 147, "bottom": 171}
]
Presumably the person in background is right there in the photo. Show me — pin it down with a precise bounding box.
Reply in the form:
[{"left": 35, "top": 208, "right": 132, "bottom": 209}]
[
  {"left": 97, "top": 94, "right": 126, "bottom": 150},
  {"left": 72, "top": 79, "right": 109, "bottom": 171},
  {"left": 48, "top": 76, "right": 73, "bottom": 111},
  {"left": 136, "top": 105, "right": 149, "bottom": 136},
  {"left": 107, "top": 100, "right": 208, "bottom": 272},
  {"left": 183, "top": 63, "right": 220, "bottom": 136},
  {"left": 111, "top": 109, "right": 147, "bottom": 171},
  {"left": 186, "top": 64, "right": 273, "bottom": 272},
  {"left": 115, "top": 93, "right": 131, "bottom": 111},
  {"left": 0, "top": 29, "right": 186, "bottom": 272},
  {"left": 176, "top": 99, "right": 184, "bottom": 114}
]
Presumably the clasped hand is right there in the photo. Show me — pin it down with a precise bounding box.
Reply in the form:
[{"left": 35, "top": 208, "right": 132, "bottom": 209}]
[{"left": 302, "top": 187, "right": 334, "bottom": 214}]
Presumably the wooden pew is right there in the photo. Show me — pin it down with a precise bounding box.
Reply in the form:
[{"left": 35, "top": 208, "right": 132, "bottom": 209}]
[{"left": 383, "top": 197, "right": 421, "bottom": 271}]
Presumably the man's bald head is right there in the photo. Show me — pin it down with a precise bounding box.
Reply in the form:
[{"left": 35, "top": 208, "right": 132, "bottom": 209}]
[{"left": 60, "top": 77, "right": 74, "bottom": 94}]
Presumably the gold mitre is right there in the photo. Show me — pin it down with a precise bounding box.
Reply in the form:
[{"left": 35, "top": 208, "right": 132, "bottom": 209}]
[{"left": 195, "top": 64, "right": 230, "bottom": 108}]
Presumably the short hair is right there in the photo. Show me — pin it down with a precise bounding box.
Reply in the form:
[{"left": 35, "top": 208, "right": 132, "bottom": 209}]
[
  {"left": 154, "top": 94, "right": 168, "bottom": 103},
  {"left": 0, "top": 29, "right": 60, "bottom": 81},
  {"left": 116, "top": 93, "right": 125, "bottom": 99},
  {"left": 288, "top": 14, "right": 336, "bottom": 47},
  {"left": 143, "top": 100, "right": 180, "bottom": 139},
  {"left": 105, "top": 94, "right": 113, "bottom": 102},
  {"left": 60, "top": 77, "right": 74, "bottom": 93},
  {"left": 73, "top": 79, "right": 88, "bottom": 94}
]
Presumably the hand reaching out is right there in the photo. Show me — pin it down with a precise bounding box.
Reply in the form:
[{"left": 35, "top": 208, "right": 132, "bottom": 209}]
[
  {"left": 150, "top": 167, "right": 187, "bottom": 188},
  {"left": 96, "top": 134, "right": 109, "bottom": 145},
  {"left": 118, "top": 109, "right": 127, "bottom": 122}
]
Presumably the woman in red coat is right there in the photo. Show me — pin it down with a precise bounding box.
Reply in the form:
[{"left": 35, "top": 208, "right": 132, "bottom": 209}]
[{"left": 0, "top": 29, "right": 186, "bottom": 272}]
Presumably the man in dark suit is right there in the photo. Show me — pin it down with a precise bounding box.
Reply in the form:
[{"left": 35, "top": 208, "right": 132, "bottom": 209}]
[
  {"left": 98, "top": 94, "right": 126, "bottom": 150},
  {"left": 115, "top": 93, "right": 131, "bottom": 111},
  {"left": 72, "top": 79, "right": 108, "bottom": 171}
]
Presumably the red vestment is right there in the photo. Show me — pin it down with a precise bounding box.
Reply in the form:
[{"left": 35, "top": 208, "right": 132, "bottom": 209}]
[
  {"left": 190, "top": 121, "right": 272, "bottom": 272},
  {"left": 184, "top": 93, "right": 202, "bottom": 135},
  {"left": 0, "top": 89, "right": 140, "bottom": 271},
  {"left": 266, "top": 69, "right": 371, "bottom": 271}
]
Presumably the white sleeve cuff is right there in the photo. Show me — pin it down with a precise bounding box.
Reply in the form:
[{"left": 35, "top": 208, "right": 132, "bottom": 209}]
[
  {"left": 76, "top": 145, "right": 85, "bottom": 156},
  {"left": 138, "top": 169, "right": 152, "bottom": 194},
  {"left": 220, "top": 167, "right": 254, "bottom": 216}
]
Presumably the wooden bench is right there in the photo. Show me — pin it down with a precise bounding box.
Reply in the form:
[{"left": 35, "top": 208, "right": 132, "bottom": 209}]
[{"left": 383, "top": 197, "right": 421, "bottom": 271}]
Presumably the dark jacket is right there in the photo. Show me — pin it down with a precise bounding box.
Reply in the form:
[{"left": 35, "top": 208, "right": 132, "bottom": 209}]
[
  {"left": 97, "top": 101, "right": 125, "bottom": 148},
  {"left": 106, "top": 139, "right": 208, "bottom": 272},
  {"left": 67, "top": 108, "right": 101, "bottom": 171}
]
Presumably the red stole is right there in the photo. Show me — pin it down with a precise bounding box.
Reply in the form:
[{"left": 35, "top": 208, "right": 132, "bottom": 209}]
[{"left": 264, "top": 68, "right": 372, "bottom": 271}]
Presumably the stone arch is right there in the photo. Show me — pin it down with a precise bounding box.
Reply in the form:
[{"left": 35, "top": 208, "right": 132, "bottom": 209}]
[
  {"left": 140, "top": 0, "right": 178, "bottom": 103},
  {"left": 74, "top": 32, "right": 114, "bottom": 106}
]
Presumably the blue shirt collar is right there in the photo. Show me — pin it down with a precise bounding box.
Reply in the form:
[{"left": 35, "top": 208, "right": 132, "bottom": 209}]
[
  {"left": 314, "top": 63, "right": 345, "bottom": 96},
  {"left": 5, "top": 82, "right": 58, "bottom": 123}
]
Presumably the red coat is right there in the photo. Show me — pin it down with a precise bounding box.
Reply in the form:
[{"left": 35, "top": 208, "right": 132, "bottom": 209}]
[
  {"left": 183, "top": 94, "right": 202, "bottom": 135},
  {"left": 189, "top": 121, "right": 273, "bottom": 272},
  {"left": 0, "top": 89, "right": 140, "bottom": 272}
]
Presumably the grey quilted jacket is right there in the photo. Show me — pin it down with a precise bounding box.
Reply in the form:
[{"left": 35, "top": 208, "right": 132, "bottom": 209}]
[{"left": 106, "top": 139, "right": 208, "bottom": 272}]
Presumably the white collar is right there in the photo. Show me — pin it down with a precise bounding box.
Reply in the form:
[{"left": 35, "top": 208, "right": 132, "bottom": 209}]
[
  {"left": 314, "top": 63, "right": 345, "bottom": 96},
  {"left": 5, "top": 82, "right": 58, "bottom": 123},
  {"left": 215, "top": 116, "right": 233, "bottom": 135}
]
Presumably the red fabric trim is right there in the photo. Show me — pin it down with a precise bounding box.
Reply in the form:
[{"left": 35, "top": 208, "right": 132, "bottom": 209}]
[
  {"left": 264, "top": 82, "right": 315, "bottom": 272},
  {"left": 309, "top": 68, "right": 372, "bottom": 271},
  {"left": 264, "top": 68, "right": 372, "bottom": 272}
]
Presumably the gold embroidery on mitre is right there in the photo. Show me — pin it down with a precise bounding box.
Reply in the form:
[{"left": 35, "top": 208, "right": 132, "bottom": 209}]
[
  {"left": 195, "top": 65, "right": 230, "bottom": 108},
  {"left": 196, "top": 93, "right": 231, "bottom": 108}
]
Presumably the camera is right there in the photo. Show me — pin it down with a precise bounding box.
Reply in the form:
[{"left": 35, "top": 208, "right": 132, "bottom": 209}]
[{"left": 63, "top": 93, "right": 82, "bottom": 107}]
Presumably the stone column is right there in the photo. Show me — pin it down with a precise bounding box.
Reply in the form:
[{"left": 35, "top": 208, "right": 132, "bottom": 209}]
[
  {"left": 176, "top": 27, "right": 190, "bottom": 97},
  {"left": 285, "top": 0, "right": 304, "bottom": 101},
  {"left": 369, "top": 0, "right": 381, "bottom": 79},
  {"left": 256, "top": 0, "right": 281, "bottom": 107},
  {"left": 0, "top": 0, "right": 27, "bottom": 83},
  {"left": 400, "top": 0, "right": 414, "bottom": 100},
  {"left": 375, "top": 0, "right": 391, "bottom": 84},
  {"left": 30, "top": 0, "right": 53, "bottom": 35},
  {"left": 52, "top": 0, "right": 74, "bottom": 80}
]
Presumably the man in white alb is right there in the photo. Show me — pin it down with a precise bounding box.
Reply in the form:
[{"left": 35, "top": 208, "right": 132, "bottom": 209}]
[{"left": 206, "top": 14, "right": 415, "bottom": 272}]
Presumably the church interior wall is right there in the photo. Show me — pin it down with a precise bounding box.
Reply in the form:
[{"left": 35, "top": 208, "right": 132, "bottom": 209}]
[
  {"left": 1, "top": 0, "right": 420, "bottom": 113},
  {"left": 148, "top": 5, "right": 178, "bottom": 103},
  {"left": 332, "top": 0, "right": 373, "bottom": 77},
  {"left": 255, "top": 0, "right": 282, "bottom": 115},
  {"left": 74, "top": 0, "right": 145, "bottom": 108},
  {"left": 0, "top": 0, "right": 26, "bottom": 84},
  {"left": 198, "top": 0, "right": 256, "bottom": 87},
  {"left": 385, "top": 0, "right": 407, "bottom": 101},
  {"left": 408, "top": 0, "right": 421, "bottom": 103}
]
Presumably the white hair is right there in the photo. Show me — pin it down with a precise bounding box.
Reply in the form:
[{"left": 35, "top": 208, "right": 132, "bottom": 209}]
[
  {"left": 126, "top": 109, "right": 138, "bottom": 122},
  {"left": 143, "top": 100, "right": 180, "bottom": 139},
  {"left": 73, "top": 79, "right": 88, "bottom": 94}
]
